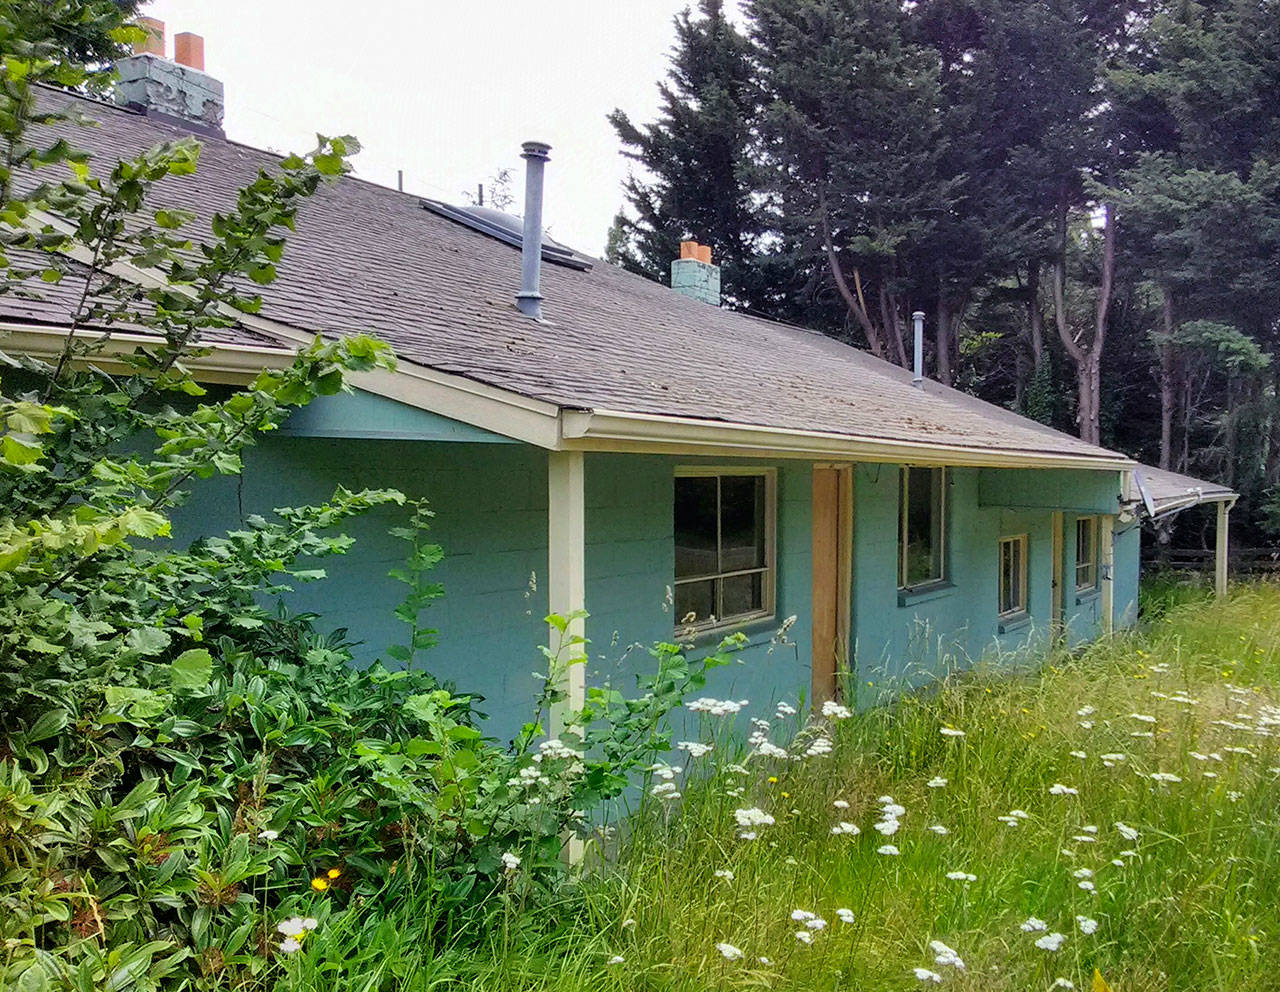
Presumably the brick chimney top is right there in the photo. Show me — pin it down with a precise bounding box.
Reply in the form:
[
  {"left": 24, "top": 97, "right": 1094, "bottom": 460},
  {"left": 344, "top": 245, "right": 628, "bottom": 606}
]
[
  {"left": 671, "top": 240, "right": 721, "bottom": 306},
  {"left": 114, "top": 23, "right": 224, "bottom": 137}
]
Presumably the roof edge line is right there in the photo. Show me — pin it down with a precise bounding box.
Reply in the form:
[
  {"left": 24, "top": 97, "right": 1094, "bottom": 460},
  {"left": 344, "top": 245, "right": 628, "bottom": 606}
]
[{"left": 563, "top": 408, "right": 1136, "bottom": 470}]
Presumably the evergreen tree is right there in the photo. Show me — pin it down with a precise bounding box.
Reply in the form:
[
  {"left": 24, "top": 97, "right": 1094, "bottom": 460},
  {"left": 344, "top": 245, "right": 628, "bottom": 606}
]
[{"left": 607, "top": 0, "right": 766, "bottom": 308}]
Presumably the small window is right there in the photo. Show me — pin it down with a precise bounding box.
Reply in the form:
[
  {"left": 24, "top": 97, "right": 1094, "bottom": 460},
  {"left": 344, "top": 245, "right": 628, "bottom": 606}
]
[
  {"left": 674, "top": 470, "right": 774, "bottom": 630},
  {"left": 899, "top": 466, "right": 946, "bottom": 589},
  {"left": 998, "top": 535, "right": 1029, "bottom": 619},
  {"left": 1075, "top": 516, "right": 1099, "bottom": 591}
]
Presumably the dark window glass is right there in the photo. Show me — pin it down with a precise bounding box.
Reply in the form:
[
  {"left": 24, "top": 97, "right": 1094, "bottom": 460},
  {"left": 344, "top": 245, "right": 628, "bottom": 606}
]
[
  {"left": 1075, "top": 517, "right": 1098, "bottom": 590},
  {"left": 999, "top": 537, "right": 1027, "bottom": 616},
  {"left": 720, "top": 475, "right": 766, "bottom": 572},
  {"left": 673, "top": 473, "right": 771, "bottom": 628},
  {"left": 900, "top": 467, "right": 945, "bottom": 588},
  {"left": 674, "top": 475, "right": 718, "bottom": 579}
]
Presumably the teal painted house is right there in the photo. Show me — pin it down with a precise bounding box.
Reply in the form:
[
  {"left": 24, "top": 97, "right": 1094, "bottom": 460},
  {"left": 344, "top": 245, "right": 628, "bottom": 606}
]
[{"left": 9, "top": 72, "right": 1239, "bottom": 742}]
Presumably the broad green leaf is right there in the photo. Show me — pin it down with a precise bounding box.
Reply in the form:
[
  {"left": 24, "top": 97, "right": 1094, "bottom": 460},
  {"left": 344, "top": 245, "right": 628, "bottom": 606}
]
[{"left": 169, "top": 649, "right": 213, "bottom": 692}]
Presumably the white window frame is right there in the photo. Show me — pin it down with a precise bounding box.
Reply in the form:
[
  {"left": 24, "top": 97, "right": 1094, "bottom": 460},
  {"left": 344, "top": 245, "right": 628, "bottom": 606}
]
[
  {"left": 1075, "top": 516, "right": 1099, "bottom": 592},
  {"left": 998, "top": 534, "right": 1030, "bottom": 620},
  {"left": 898, "top": 466, "right": 948, "bottom": 591},
  {"left": 673, "top": 466, "right": 777, "bottom": 633}
]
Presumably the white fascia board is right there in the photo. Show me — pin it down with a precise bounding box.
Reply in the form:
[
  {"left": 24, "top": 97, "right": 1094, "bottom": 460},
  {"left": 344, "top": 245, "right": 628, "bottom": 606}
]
[
  {"left": 562, "top": 409, "right": 1136, "bottom": 471},
  {"left": 0, "top": 322, "right": 295, "bottom": 381}
]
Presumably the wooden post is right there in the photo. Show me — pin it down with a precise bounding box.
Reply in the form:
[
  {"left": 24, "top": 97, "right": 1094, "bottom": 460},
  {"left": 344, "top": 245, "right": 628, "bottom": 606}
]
[
  {"left": 547, "top": 450, "right": 586, "bottom": 865},
  {"left": 1215, "top": 501, "right": 1230, "bottom": 598},
  {"left": 547, "top": 450, "right": 586, "bottom": 737},
  {"left": 1100, "top": 514, "right": 1115, "bottom": 634}
]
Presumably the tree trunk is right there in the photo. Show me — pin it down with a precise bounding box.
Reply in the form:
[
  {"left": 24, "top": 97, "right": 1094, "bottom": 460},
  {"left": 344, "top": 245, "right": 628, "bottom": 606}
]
[
  {"left": 818, "top": 182, "right": 886, "bottom": 360},
  {"left": 1051, "top": 201, "right": 1114, "bottom": 446},
  {"left": 936, "top": 290, "right": 953, "bottom": 387},
  {"left": 1159, "top": 287, "right": 1176, "bottom": 471},
  {"left": 1027, "top": 262, "right": 1045, "bottom": 371}
]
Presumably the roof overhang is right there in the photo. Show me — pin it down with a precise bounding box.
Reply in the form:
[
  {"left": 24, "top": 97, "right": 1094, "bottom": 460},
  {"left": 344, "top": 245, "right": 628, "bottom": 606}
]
[
  {"left": 560, "top": 408, "right": 1136, "bottom": 470},
  {"left": 1132, "top": 466, "right": 1238, "bottom": 520},
  {"left": 14, "top": 206, "right": 1137, "bottom": 470}
]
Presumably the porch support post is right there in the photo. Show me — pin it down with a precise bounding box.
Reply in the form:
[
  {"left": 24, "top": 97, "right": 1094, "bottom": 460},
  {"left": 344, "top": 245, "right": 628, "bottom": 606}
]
[
  {"left": 547, "top": 450, "right": 586, "bottom": 739},
  {"left": 1100, "top": 514, "right": 1115, "bottom": 634},
  {"left": 1215, "top": 500, "right": 1230, "bottom": 598}
]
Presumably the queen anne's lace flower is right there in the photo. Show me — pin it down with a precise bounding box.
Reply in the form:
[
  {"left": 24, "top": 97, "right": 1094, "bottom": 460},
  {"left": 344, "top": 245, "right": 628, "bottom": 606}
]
[
  {"left": 677, "top": 741, "right": 713, "bottom": 758},
  {"left": 1049, "top": 783, "right": 1078, "bottom": 795},
  {"left": 836, "top": 908, "right": 855, "bottom": 924},
  {"left": 1035, "top": 932, "right": 1067, "bottom": 952},
  {"left": 914, "top": 967, "right": 943, "bottom": 983},
  {"left": 716, "top": 942, "right": 744, "bottom": 960},
  {"left": 877, "top": 843, "right": 900, "bottom": 856},
  {"left": 1076, "top": 916, "right": 1099, "bottom": 935},
  {"left": 930, "top": 940, "right": 965, "bottom": 970},
  {"left": 1020, "top": 917, "right": 1048, "bottom": 933},
  {"left": 821, "top": 700, "right": 852, "bottom": 719},
  {"left": 939, "top": 726, "right": 966, "bottom": 737},
  {"left": 927, "top": 776, "right": 948, "bottom": 788}
]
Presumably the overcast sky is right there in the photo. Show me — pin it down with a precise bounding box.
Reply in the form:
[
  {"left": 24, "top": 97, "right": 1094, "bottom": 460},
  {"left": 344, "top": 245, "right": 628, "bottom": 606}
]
[{"left": 140, "top": 1, "right": 743, "bottom": 255}]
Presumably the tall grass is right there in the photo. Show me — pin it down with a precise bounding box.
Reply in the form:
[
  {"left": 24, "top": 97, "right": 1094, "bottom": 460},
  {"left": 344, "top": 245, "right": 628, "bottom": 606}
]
[{"left": 282, "top": 584, "right": 1280, "bottom": 991}]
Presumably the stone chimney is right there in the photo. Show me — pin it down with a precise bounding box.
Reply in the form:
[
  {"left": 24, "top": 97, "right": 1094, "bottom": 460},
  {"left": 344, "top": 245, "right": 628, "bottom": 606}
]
[
  {"left": 670, "top": 240, "right": 721, "bottom": 307},
  {"left": 114, "top": 19, "right": 224, "bottom": 137}
]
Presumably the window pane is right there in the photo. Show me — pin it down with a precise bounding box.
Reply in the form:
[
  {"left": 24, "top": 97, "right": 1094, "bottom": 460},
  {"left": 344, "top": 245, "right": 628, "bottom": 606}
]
[
  {"left": 721, "top": 571, "right": 763, "bottom": 618},
  {"left": 675, "top": 476, "right": 718, "bottom": 579},
  {"left": 999, "top": 541, "right": 1012, "bottom": 614},
  {"left": 999, "top": 539, "right": 1025, "bottom": 615},
  {"left": 720, "top": 475, "right": 766, "bottom": 572},
  {"left": 674, "top": 579, "right": 716, "bottom": 626},
  {"left": 905, "top": 467, "right": 943, "bottom": 585},
  {"left": 1076, "top": 518, "right": 1096, "bottom": 589}
]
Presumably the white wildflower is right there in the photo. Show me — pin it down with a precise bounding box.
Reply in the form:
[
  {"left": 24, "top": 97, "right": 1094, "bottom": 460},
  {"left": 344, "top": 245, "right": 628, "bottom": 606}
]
[
  {"left": 1072, "top": 834, "right": 1097, "bottom": 843},
  {"left": 1076, "top": 916, "right": 1099, "bottom": 935},
  {"left": 279, "top": 937, "right": 301, "bottom": 954},
  {"left": 940, "top": 726, "right": 966, "bottom": 737},
  {"left": 677, "top": 741, "right": 713, "bottom": 758},
  {"left": 1079, "top": 720, "right": 1095, "bottom": 729},
  {"left": 607, "top": 955, "right": 625, "bottom": 965},
  {"left": 650, "top": 781, "right": 682, "bottom": 801},
  {"left": 875, "top": 817, "right": 901, "bottom": 836},
  {"left": 805, "top": 917, "right": 827, "bottom": 931},
  {"left": 791, "top": 909, "right": 816, "bottom": 922},
  {"left": 1149, "top": 772, "right": 1182, "bottom": 783},
  {"left": 775, "top": 702, "right": 798, "bottom": 718},
  {"left": 878, "top": 843, "right": 900, "bottom": 856},
  {"left": 929, "top": 824, "right": 950, "bottom": 835},
  {"left": 716, "top": 942, "right": 744, "bottom": 961},
  {"left": 1035, "top": 932, "right": 1067, "bottom": 952},
  {"left": 714, "top": 869, "right": 734, "bottom": 881},
  {"left": 914, "top": 967, "right": 943, "bottom": 983},
  {"left": 927, "top": 776, "right": 948, "bottom": 788},
  {"left": 804, "top": 736, "right": 834, "bottom": 757},
  {"left": 946, "top": 870, "right": 977, "bottom": 882},
  {"left": 1070, "top": 750, "right": 1088, "bottom": 759},
  {"left": 821, "top": 699, "right": 852, "bottom": 720},
  {"left": 1078, "top": 880, "right": 1096, "bottom": 892},
  {"left": 831, "top": 821, "right": 860, "bottom": 836},
  {"left": 930, "top": 939, "right": 965, "bottom": 971},
  {"left": 277, "top": 918, "right": 307, "bottom": 937},
  {"left": 1115, "top": 822, "right": 1140, "bottom": 841},
  {"left": 836, "top": 908, "right": 855, "bottom": 924},
  {"left": 794, "top": 930, "right": 814, "bottom": 945},
  {"left": 687, "top": 698, "right": 747, "bottom": 717},
  {"left": 1077, "top": 706, "right": 1096, "bottom": 717},
  {"left": 501, "top": 851, "right": 521, "bottom": 871},
  {"left": 754, "top": 741, "right": 789, "bottom": 759},
  {"left": 1129, "top": 713, "right": 1157, "bottom": 724},
  {"left": 1049, "top": 783, "right": 1078, "bottom": 795},
  {"left": 1053, "top": 979, "right": 1076, "bottom": 989},
  {"left": 734, "top": 807, "right": 775, "bottom": 829},
  {"left": 1020, "top": 916, "right": 1048, "bottom": 933},
  {"left": 1073, "top": 868, "right": 1093, "bottom": 879},
  {"left": 258, "top": 829, "right": 279, "bottom": 841},
  {"left": 833, "top": 799, "right": 850, "bottom": 809}
]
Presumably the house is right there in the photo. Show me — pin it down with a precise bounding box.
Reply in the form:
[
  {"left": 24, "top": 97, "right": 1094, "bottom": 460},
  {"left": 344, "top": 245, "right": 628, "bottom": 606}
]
[{"left": 3, "top": 30, "right": 1239, "bottom": 742}]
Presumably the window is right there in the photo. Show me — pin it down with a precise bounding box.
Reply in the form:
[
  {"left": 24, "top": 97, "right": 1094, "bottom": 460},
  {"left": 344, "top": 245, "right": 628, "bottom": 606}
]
[
  {"left": 998, "top": 535, "right": 1029, "bottom": 619},
  {"left": 899, "top": 467, "right": 946, "bottom": 589},
  {"left": 1075, "top": 516, "right": 1099, "bottom": 591},
  {"left": 674, "top": 470, "right": 775, "bottom": 630}
]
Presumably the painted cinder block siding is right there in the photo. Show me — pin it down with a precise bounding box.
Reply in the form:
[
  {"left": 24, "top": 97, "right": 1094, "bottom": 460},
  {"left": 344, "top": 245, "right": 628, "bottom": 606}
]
[{"left": 166, "top": 396, "right": 1139, "bottom": 741}]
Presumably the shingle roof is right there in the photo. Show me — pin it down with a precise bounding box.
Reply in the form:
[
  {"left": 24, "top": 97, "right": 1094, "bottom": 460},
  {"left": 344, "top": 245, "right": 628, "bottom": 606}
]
[
  {"left": 1135, "top": 465, "right": 1236, "bottom": 518},
  {"left": 8, "top": 86, "right": 1131, "bottom": 465},
  {"left": 0, "top": 248, "right": 284, "bottom": 350}
]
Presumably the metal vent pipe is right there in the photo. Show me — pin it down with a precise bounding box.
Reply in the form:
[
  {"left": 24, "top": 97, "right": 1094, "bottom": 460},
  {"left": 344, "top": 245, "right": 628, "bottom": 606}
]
[
  {"left": 912, "top": 310, "right": 925, "bottom": 388},
  {"left": 516, "top": 141, "right": 551, "bottom": 319}
]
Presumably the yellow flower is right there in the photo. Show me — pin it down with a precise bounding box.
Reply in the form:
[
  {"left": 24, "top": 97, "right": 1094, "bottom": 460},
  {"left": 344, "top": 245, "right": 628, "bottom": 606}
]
[
  {"left": 768, "top": 776, "right": 778, "bottom": 784},
  {"left": 780, "top": 791, "right": 791, "bottom": 799},
  {"left": 327, "top": 868, "right": 342, "bottom": 879},
  {"left": 311, "top": 877, "right": 328, "bottom": 892}
]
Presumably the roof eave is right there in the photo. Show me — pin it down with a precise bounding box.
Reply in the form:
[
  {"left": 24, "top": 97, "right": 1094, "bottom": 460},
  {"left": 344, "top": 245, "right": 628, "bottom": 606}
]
[{"left": 561, "top": 408, "right": 1136, "bottom": 471}]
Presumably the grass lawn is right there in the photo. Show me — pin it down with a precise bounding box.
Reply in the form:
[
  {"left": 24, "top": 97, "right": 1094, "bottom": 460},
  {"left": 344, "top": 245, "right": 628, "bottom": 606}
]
[{"left": 284, "top": 583, "right": 1280, "bottom": 991}]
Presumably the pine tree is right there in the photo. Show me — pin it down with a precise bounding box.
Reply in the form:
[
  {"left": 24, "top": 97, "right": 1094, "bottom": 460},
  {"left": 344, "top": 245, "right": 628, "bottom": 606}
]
[{"left": 607, "top": 0, "right": 766, "bottom": 308}]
